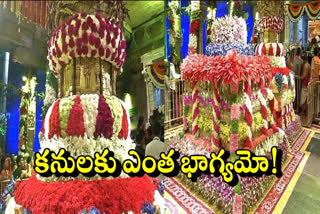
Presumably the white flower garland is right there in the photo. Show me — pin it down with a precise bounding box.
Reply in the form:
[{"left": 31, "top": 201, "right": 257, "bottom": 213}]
[
  {"left": 43, "top": 103, "right": 55, "bottom": 139},
  {"left": 256, "top": 43, "right": 284, "bottom": 57},
  {"left": 253, "top": 131, "right": 284, "bottom": 156},
  {"left": 44, "top": 84, "right": 57, "bottom": 106},
  {"left": 188, "top": 34, "right": 197, "bottom": 50},
  {"left": 268, "top": 56, "right": 286, "bottom": 68},
  {"left": 59, "top": 96, "right": 75, "bottom": 137},
  {"left": 104, "top": 96, "right": 124, "bottom": 139},
  {"left": 80, "top": 94, "right": 99, "bottom": 138}
]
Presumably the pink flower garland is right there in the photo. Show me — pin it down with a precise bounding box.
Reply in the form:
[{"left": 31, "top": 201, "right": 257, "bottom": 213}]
[{"left": 94, "top": 95, "right": 114, "bottom": 139}]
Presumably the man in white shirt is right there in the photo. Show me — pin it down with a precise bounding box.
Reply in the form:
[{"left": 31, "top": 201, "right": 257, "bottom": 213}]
[{"left": 145, "top": 121, "right": 167, "bottom": 181}]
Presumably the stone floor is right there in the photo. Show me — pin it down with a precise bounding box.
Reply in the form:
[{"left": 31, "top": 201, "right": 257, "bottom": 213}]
[{"left": 283, "top": 133, "right": 320, "bottom": 214}]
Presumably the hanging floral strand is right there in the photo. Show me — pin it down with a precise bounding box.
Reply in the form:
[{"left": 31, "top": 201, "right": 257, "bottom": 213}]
[
  {"left": 40, "top": 1, "right": 44, "bottom": 27},
  {"left": 211, "top": 83, "right": 221, "bottom": 149},
  {"left": 168, "top": 1, "right": 182, "bottom": 72},
  {"left": 15, "top": 1, "right": 21, "bottom": 18},
  {"left": 31, "top": 1, "right": 35, "bottom": 22},
  {"left": 192, "top": 82, "right": 200, "bottom": 137},
  {"left": 10, "top": 0, "right": 14, "bottom": 13},
  {"left": 188, "top": 1, "right": 201, "bottom": 54},
  {"left": 45, "top": 0, "right": 49, "bottom": 27},
  {"left": 21, "top": 1, "right": 25, "bottom": 18},
  {"left": 36, "top": 1, "right": 41, "bottom": 24}
]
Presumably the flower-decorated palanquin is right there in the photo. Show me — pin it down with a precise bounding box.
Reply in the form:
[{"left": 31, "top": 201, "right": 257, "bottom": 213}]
[
  {"left": 255, "top": 11, "right": 297, "bottom": 132},
  {"left": 168, "top": 15, "right": 290, "bottom": 214},
  {"left": 4, "top": 9, "right": 164, "bottom": 214}
]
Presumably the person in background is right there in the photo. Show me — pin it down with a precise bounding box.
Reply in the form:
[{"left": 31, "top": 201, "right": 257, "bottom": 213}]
[
  {"left": 295, "top": 52, "right": 311, "bottom": 115},
  {"left": 137, "top": 116, "right": 150, "bottom": 142},
  {"left": 286, "top": 49, "right": 294, "bottom": 70},
  {"left": 0, "top": 155, "right": 11, "bottom": 180},
  {"left": 135, "top": 130, "right": 146, "bottom": 157},
  {"left": 293, "top": 48, "right": 303, "bottom": 112},
  {"left": 12, "top": 155, "right": 22, "bottom": 179},
  {"left": 311, "top": 47, "right": 320, "bottom": 119},
  {"left": 145, "top": 121, "right": 167, "bottom": 181}
]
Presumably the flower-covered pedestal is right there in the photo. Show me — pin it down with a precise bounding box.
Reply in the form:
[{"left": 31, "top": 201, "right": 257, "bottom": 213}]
[
  {"left": 168, "top": 16, "right": 290, "bottom": 213},
  {"left": 255, "top": 12, "right": 300, "bottom": 139}
]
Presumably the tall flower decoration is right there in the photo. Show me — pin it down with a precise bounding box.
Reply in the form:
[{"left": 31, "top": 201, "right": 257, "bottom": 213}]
[{"left": 188, "top": 1, "right": 201, "bottom": 54}]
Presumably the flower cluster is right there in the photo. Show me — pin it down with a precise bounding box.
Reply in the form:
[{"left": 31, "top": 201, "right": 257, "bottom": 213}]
[
  {"left": 209, "top": 16, "right": 247, "bottom": 45},
  {"left": 285, "top": 115, "right": 301, "bottom": 145},
  {"left": 252, "top": 112, "right": 265, "bottom": 133},
  {"left": 168, "top": 135, "right": 213, "bottom": 157},
  {"left": 95, "top": 95, "right": 114, "bottom": 139},
  {"left": 13, "top": 175, "right": 157, "bottom": 214},
  {"left": 48, "top": 13, "right": 126, "bottom": 74},
  {"left": 268, "top": 56, "right": 286, "bottom": 68},
  {"left": 66, "top": 95, "right": 86, "bottom": 137},
  {"left": 257, "top": 16, "right": 284, "bottom": 32},
  {"left": 256, "top": 43, "right": 284, "bottom": 57},
  {"left": 41, "top": 94, "right": 129, "bottom": 141},
  {"left": 219, "top": 122, "right": 248, "bottom": 143},
  {"left": 181, "top": 51, "right": 273, "bottom": 85},
  {"left": 43, "top": 83, "right": 57, "bottom": 107},
  {"left": 206, "top": 43, "right": 255, "bottom": 56},
  {"left": 197, "top": 175, "right": 234, "bottom": 213}
]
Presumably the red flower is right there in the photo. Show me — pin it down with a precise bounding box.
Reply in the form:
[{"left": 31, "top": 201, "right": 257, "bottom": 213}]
[
  {"left": 14, "top": 175, "right": 156, "bottom": 214},
  {"left": 69, "top": 38, "right": 75, "bottom": 48},
  {"left": 82, "top": 21, "right": 89, "bottom": 31},
  {"left": 260, "top": 104, "right": 268, "bottom": 120},
  {"left": 20, "top": 106, "right": 26, "bottom": 115},
  {"left": 81, "top": 12, "right": 87, "bottom": 18},
  {"left": 89, "top": 33, "right": 95, "bottom": 46},
  {"left": 98, "top": 27, "right": 104, "bottom": 38},
  {"left": 105, "top": 48, "right": 111, "bottom": 58},
  {"left": 111, "top": 38, "right": 116, "bottom": 48},
  {"left": 91, "top": 50, "right": 97, "bottom": 57},
  {"left": 66, "top": 96, "right": 85, "bottom": 137},
  {"left": 190, "top": 20, "right": 199, "bottom": 35},
  {"left": 244, "top": 137, "right": 253, "bottom": 151},
  {"left": 244, "top": 106, "right": 252, "bottom": 127},
  {"left": 48, "top": 100, "right": 61, "bottom": 139},
  {"left": 72, "top": 14, "right": 79, "bottom": 20},
  {"left": 98, "top": 47, "right": 104, "bottom": 57}
]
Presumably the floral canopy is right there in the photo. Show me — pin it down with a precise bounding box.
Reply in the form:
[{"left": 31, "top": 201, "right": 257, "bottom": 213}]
[
  {"left": 286, "top": 0, "right": 320, "bottom": 22},
  {"left": 145, "top": 61, "right": 165, "bottom": 89}
]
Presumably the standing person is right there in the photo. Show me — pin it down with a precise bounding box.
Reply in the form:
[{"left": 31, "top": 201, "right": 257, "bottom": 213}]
[
  {"left": 311, "top": 47, "right": 320, "bottom": 118},
  {"left": 137, "top": 116, "right": 150, "bottom": 142},
  {"left": 293, "top": 48, "right": 303, "bottom": 112},
  {"left": 135, "top": 130, "right": 146, "bottom": 157},
  {"left": 286, "top": 49, "right": 294, "bottom": 70},
  {"left": 295, "top": 53, "right": 311, "bottom": 115},
  {"left": 145, "top": 121, "right": 167, "bottom": 181}
]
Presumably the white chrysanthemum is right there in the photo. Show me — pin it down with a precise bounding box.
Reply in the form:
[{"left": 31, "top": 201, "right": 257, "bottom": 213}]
[{"left": 44, "top": 84, "right": 57, "bottom": 106}]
